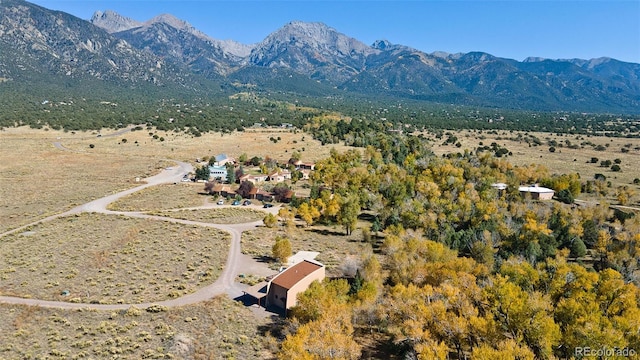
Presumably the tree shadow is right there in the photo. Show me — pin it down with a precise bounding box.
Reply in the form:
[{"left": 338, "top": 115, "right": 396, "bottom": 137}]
[
  {"left": 358, "top": 213, "right": 376, "bottom": 222},
  {"left": 306, "top": 228, "right": 345, "bottom": 236},
  {"left": 253, "top": 255, "right": 274, "bottom": 263}
]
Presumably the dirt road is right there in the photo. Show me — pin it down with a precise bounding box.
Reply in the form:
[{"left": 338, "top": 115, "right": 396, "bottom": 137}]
[{"left": 0, "top": 142, "right": 274, "bottom": 310}]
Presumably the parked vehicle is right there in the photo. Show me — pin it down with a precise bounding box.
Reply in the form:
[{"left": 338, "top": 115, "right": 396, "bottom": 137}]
[
  {"left": 232, "top": 200, "right": 240, "bottom": 206},
  {"left": 243, "top": 200, "right": 251, "bottom": 206},
  {"left": 263, "top": 203, "right": 274, "bottom": 208},
  {"left": 217, "top": 199, "right": 224, "bottom": 205}
]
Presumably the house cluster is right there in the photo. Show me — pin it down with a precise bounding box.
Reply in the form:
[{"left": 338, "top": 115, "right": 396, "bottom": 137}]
[
  {"left": 208, "top": 183, "right": 276, "bottom": 202},
  {"left": 203, "top": 154, "right": 315, "bottom": 203}
]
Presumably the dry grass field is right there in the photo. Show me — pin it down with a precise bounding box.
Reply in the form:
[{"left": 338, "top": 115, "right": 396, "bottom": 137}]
[
  {"left": 0, "top": 213, "right": 229, "bottom": 304},
  {"left": 0, "top": 129, "right": 171, "bottom": 233},
  {"left": 0, "top": 296, "right": 274, "bottom": 359},
  {"left": 49, "top": 126, "right": 352, "bottom": 164},
  {"left": 242, "top": 225, "right": 373, "bottom": 275},
  {"left": 0, "top": 126, "right": 354, "bottom": 233},
  {"left": 107, "top": 182, "right": 208, "bottom": 212},
  {"left": 430, "top": 130, "right": 640, "bottom": 193},
  {"left": 154, "top": 207, "right": 266, "bottom": 224}
]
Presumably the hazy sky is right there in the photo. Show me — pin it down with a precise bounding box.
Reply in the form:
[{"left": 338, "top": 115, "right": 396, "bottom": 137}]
[{"left": 29, "top": 0, "right": 640, "bottom": 63}]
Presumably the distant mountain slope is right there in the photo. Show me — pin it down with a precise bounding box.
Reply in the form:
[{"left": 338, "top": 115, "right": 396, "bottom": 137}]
[
  {"left": 90, "top": 10, "right": 142, "bottom": 33},
  {"left": 91, "top": 10, "right": 252, "bottom": 77},
  {"left": 342, "top": 41, "right": 459, "bottom": 97},
  {"left": 0, "top": 0, "right": 209, "bottom": 93},
  {"left": 2, "top": 1, "right": 639, "bottom": 115},
  {"left": 114, "top": 21, "right": 233, "bottom": 78},
  {"left": 248, "top": 21, "right": 378, "bottom": 84}
]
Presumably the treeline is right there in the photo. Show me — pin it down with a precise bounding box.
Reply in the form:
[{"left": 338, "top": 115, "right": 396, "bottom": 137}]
[
  {"left": 298, "top": 95, "right": 640, "bottom": 137},
  {"left": 277, "top": 142, "right": 640, "bottom": 358},
  {"left": 2, "top": 82, "right": 639, "bottom": 138},
  {"left": 0, "top": 90, "right": 315, "bottom": 134}
]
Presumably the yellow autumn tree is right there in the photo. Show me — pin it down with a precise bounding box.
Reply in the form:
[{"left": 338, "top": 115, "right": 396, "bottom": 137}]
[
  {"left": 272, "top": 236, "right": 292, "bottom": 263},
  {"left": 471, "top": 339, "right": 535, "bottom": 360}
]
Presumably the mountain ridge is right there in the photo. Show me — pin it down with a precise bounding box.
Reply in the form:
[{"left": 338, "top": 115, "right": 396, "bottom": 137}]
[{"left": 2, "top": 0, "right": 639, "bottom": 115}]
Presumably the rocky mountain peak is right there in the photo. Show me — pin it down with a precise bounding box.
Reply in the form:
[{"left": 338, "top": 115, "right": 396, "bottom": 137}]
[
  {"left": 90, "top": 10, "right": 141, "bottom": 33},
  {"left": 372, "top": 39, "right": 393, "bottom": 50},
  {"left": 213, "top": 39, "right": 254, "bottom": 58},
  {"left": 248, "top": 20, "right": 377, "bottom": 83},
  {"left": 264, "top": 20, "right": 375, "bottom": 56},
  {"left": 144, "top": 13, "right": 209, "bottom": 39}
]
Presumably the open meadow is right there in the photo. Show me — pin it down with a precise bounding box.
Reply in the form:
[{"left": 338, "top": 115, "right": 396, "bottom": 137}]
[
  {"left": 0, "top": 213, "right": 229, "bottom": 304},
  {"left": 107, "top": 182, "right": 207, "bottom": 212},
  {"left": 154, "top": 207, "right": 267, "bottom": 224},
  {"left": 430, "top": 129, "right": 640, "bottom": 201},
  {"left": 0, "top": 296, "right": 273, "bottom": 359},
  {"left": 0, "top": 126, "right": 353, "bottom": 233}
]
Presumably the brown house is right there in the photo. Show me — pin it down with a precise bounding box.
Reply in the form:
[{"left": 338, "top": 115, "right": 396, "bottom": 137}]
[
  {"left": 256, "top": 189, "right": 274, "bottom": 202},
  {"left": 266, "top": 260, "right": 325, "bottom": 310}
]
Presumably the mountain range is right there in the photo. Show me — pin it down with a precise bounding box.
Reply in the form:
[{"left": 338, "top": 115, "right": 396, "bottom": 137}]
[{"left": 1, "top": 0, "right": 639, "bottom": 114}]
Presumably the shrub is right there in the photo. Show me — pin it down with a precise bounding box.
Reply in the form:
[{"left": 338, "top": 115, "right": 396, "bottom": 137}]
[
  {"left": 589, "top": 157, "right": 599, "bottom": 163},
  {"left": 594, "top": 173, "right": 606, "bottom": 181},
  {"left": 569, "top": 238, "right": 587, "bottom": 258},
  {"left": 125, "top": 306, "right": 142, "bottom": 317},
  {"left": 611, "top": 164, "right": 621, "bottom": 172},
  {"left": 272, "top": 236, "right": 292, "bottom": 263},
  {"left": 549, "top": 146, "right": 556, "bottom": 153},
  {"left": 89, "top": 144, "right": 95, "bottom": 148},
  {"left": 263, "top": 213, "right": 277, "bottom": 228},
  {"left": 145, "top": 304, "right": 168, "bottom": 313},
  {"left": 556, "top": 189, "right": 574, "bottom": 204}
]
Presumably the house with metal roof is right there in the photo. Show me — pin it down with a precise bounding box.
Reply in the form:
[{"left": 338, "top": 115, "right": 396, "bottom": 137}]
[
  {"left": 213, "top": 154, "right": 234, "bottom": 166},
  {"left": 518, "top": 184, "right": 555, "bottom": 200}
]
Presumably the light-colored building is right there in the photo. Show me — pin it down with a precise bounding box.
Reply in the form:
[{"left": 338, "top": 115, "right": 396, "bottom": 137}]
[
  {"left": 491, "top": 183, "right": 508, "bottom": 191},
  {"left": 266, "top": 260, "right": 325, "bottom": 310},
  {"left": 268, "top": 169, "right": 292, "bottom": 182},
  {"left": 291, "top": 160, "right": 316, "bottom": 170},
  {"left": 208, "top": 165, "right": 227, "bottom": 182},
  {"left": 213, "top": 154, "right": 234, "bottom": 166},
  {"left": 239, "top": 173, "right": 269, "bottom": 184},
  {"left": 518, "top": 185, "right": 555, "bottom": 200}
]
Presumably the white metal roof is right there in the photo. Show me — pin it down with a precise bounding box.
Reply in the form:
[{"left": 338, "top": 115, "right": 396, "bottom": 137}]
[{"left": 518, "top": 185, "right": 554, "bottom": 193}]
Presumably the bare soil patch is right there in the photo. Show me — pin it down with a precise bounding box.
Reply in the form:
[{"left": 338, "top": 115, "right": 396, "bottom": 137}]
[
  {"left": 107, "top": 182, "right": 207, "bottom": 212},
  {"left": 154, "top": 207, "right": 266, "bottom": 224},
  {"left": 0, "top": 213, "right": 229, "bottom": 304},
  {"left": 0, "top": 296, "right": 273, "bottom": 359}
]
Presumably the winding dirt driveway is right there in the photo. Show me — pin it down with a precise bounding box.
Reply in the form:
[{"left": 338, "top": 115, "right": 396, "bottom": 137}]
[{"left": 0, "top": 147, "right": 273, "bottom": 310}]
